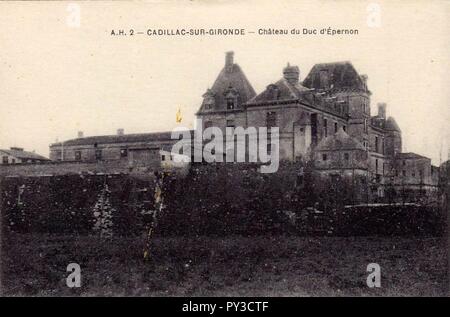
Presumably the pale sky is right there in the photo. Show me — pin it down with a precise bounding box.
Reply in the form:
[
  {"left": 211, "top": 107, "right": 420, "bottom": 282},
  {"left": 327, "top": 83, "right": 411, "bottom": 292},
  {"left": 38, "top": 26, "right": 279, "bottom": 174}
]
[{"left": 0, "top": 0, "right": 449, "bottom": 164}]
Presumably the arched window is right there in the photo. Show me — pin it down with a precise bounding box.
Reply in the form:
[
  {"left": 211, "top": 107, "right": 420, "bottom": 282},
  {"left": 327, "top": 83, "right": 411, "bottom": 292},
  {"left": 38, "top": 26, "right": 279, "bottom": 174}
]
[{"left": 227, "top": 99, "right": 235, "bottom": 110}]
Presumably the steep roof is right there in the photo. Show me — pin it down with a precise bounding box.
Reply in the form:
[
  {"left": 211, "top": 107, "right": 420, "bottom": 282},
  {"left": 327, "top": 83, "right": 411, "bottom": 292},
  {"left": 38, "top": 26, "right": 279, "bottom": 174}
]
[
  {"left": 385, "top": 117, "right": 401, "bottom": 132},
  {"left": 315, "top": 128, "right": 365, "bottom": 151},
  {"left": 302, "top": 61, "right": 368, "bottom": 92},
  {"left": 198, "top": 52, "right": 256, "bottom": 113},
  {"left": 0, "top": 149, "right": 49, "bottom": 161},
  {"left": 247, "top": 77, "right": 311, "bottom": 105},
  {"left": 50, "top": 131, "right": 186, "bottom": 147}
]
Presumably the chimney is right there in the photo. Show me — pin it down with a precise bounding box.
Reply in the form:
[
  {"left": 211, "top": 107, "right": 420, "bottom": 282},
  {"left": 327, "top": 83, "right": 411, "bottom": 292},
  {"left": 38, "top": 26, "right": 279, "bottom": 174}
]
[
  {"left": 283, "top": 63, "right": 300, "bottom": 85},
  {"left": 77, "top": 131, "right": 84, "bottom": 138},
  {"left": 377, "top": 102, "right": 386, "bottom": 119},
  {"left": 225, "top": 51, "right": 234, "bottom": 72},
  {"left": 117, "top": 128, "right": 124, "bottom": 136}
]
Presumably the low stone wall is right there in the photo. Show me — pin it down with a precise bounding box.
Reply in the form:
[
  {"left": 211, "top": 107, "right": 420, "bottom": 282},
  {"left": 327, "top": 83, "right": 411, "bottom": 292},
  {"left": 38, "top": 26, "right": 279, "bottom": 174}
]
[
  {"left": 0, "top": 160, "right": 189, "bottom": 179},
  {"left": 0, "top": 161, "right": 130, "bottom": 177}
]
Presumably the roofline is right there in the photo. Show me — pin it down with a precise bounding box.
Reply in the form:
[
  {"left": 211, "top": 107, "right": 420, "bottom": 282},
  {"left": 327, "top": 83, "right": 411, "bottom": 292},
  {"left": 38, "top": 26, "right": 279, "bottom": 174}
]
[
  {"left": 0, "top": 149, "right": 50, "bottom": 160},
  {"left": 50, "top": 131, "right": 193, "bottom": 147}
]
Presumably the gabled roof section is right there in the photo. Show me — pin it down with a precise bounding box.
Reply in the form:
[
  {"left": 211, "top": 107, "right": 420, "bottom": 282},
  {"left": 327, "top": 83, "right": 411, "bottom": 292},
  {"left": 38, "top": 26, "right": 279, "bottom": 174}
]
[
  {"left": 302, "top": 61, "right": 369, "bottom": 92},
  {"left": 0, "top": 149, "right": 49, "bottom": 161},
  {"left": 246, "top": 77, "right": 311, "bottom": 106},
  {"left": 197, "top": 52, "right": 256, "bottom": 113},
  {"left": 315, "top": 128, "right": 365, "bottom": 151}
]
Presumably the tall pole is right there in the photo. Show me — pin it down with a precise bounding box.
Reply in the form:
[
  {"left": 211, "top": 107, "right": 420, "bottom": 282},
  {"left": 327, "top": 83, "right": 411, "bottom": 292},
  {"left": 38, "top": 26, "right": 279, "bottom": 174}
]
[{"left": 0, "top": 177, "right": 3, "bottom": 295}]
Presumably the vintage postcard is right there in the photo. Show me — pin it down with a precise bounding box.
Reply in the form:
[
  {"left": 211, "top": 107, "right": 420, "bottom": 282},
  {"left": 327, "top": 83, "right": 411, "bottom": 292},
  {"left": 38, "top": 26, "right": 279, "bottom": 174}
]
[{"left": 0, "top": 0, "right": 449, "bottom": 302}]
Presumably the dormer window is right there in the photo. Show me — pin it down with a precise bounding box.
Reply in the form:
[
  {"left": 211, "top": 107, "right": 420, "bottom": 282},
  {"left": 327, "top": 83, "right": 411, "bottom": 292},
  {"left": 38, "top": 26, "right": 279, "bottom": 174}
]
[
  {"left": 319, "top": 70, "right": 329, "bottom": 89},
  {"left": 202, "top": 89, "right": 216, "bottom": 111},
  {"left": 224, "top": 85, "right": 239, "bottom": 110},
  {"left": 205, "top": 96, "right": 215, "bottom": 110},
  {"left": 227, "top": 99, "right": 235, "bottom": 110},
  {"left": 267, "top": 84, "right": 280, "bottom": 100}
]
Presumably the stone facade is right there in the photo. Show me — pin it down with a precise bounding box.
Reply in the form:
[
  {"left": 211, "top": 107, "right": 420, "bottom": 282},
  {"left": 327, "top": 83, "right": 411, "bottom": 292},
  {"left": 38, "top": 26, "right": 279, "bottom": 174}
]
[
  {"left": 48, "top": 130, "right": 192, "bottom": 169},
  {"left": 196, "top": 52, "right": 438, "bottom": 197}
]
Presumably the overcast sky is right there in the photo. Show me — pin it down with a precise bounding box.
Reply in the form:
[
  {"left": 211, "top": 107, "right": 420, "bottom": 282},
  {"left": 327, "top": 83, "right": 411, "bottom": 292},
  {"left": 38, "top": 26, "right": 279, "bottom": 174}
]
[{"left": 0, "top": 0, "right": 449, "bottom": 164}]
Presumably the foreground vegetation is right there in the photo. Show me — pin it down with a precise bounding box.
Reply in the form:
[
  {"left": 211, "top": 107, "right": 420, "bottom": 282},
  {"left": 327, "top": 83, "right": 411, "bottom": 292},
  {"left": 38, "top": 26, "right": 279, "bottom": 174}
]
[{"left": 1, "top": 234, "right": 447, "bottom": 296}]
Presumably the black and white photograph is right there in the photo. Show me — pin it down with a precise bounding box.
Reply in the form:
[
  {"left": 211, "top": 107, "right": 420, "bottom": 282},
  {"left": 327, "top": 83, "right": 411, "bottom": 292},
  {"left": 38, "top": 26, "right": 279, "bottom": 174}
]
[{"left": 0, "top": 0, "right": 449, "bottom": 302}]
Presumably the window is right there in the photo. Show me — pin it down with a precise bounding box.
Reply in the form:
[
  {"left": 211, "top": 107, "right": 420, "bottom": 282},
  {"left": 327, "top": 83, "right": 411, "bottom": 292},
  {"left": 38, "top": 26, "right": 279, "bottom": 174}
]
[
  {"left": 227, "top": 99, "right": 235, "bottom": 110},
  {"left": 2, "top": 156, "right": 8, "bottom": 164},
  {"left": 226, "top": 119, "right": 235, "bottom": 128},
  {"left": 323, "top": 118, "right": 328, "bottom": 137},
  {"left": 344, "top": 153, "right": 349, "bottom": 161},
  {"left": 267, "top": 143, "right": 272, "bottom": 155},
  {"left": 322, "top": 154, "right": 328, "bottom": 161},
  {"left": 266, "top": 111, "right": 277, "bottom": 128},
  {"left": 161, "top": 155, "right": 166, "bottom": 161},
  {"left": 375, "top": 159, "right": 378, "bottom": 172},
  {"left": 95, "top": 149, "right": 102, "bottom": 161},
  {"left": 363, "top": 140, "right": 368, "bottom": 150},
  {"left": 403, "top": 160, "right": 406, "bottom": 166},
  {"left": 364, "top": 119, "right": 368, "bottom": 133},
  {"left": 12, "top": 159, "right": 16, "bottom": 164},
  {"left": 375, "top": 136, "right": 379, "bottom": 153},
  {"left": 268, "top": 84, "right": 280, "bottom": 100},
  {"left": 75, "top": 151, "right": 82, "bottom": 161},
  {"left": 334, "top": 122, "right": 338, "bottom": 133},
  {"left": 120, "top": 149, "right": 128, "bottom": 157},
  {"left": 412, "top": 171, "right": 416, "bottom": 177},
  {"left": 402, "top": 170, "right": 406, "bottom": 177},
  {"left": 343, "top": 125, "right": 346, "bottom": 132},
  {"left": 311, "top": 113, "right": 318, "bottom": 145}
]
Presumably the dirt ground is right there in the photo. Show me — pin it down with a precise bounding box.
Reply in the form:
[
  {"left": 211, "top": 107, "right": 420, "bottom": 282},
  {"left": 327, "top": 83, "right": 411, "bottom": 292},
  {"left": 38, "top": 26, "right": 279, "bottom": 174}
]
[{"left": 1, "top": 234, "right": 448, "bottom": 296}]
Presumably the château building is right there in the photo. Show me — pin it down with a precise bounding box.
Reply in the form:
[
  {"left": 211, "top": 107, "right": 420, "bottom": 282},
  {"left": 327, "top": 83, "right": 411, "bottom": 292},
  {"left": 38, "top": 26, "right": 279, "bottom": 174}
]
[{"left": 48, "top": 51, "right": 439, "bottom": 197}]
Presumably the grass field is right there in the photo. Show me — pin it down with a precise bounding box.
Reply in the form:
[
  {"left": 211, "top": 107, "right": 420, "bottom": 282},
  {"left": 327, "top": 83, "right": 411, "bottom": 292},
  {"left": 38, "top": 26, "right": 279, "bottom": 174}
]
[{"left": 1, "top": 234, "right": 448, "bottom": 296}]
